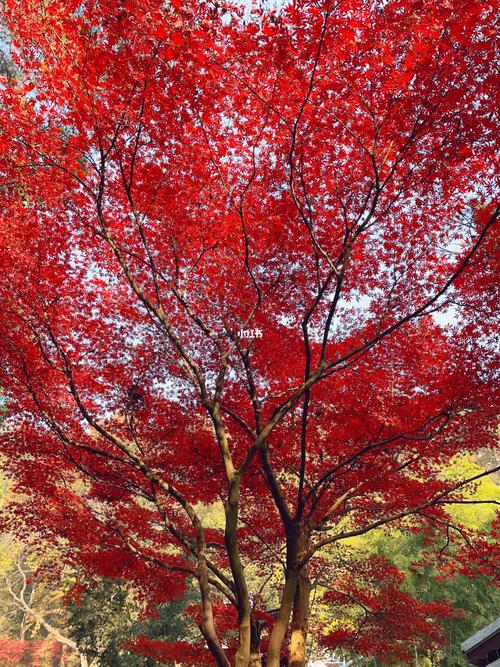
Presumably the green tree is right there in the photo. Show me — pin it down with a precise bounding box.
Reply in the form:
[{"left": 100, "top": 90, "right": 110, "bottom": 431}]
[
  {"left": 68, "top": 577, "right": 198, "bottom": 667},
  {"left": 369, "top": 530, "right": 500, "bottom": 667}
]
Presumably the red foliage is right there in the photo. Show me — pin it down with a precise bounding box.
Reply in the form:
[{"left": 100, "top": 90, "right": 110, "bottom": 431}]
[
  {"left": 0, "top": 640, "right": 26, "bottom": 665},
  {"left": 0, "top": 641, "right": 63, "bottom": 667},
  {"left": 321, "top": 556, "right": 458, "bottom": 664},
  {"left": 127, "top": 637, "right": 214, "bottom": 666},
  {"left": 0, "top": 0, "right": 497, "bottom": 663}
]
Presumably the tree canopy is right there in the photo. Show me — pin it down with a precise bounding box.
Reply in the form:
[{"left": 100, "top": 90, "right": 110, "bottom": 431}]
[{"left": 0, "top": 0, "right": 498, "bottom": 665}]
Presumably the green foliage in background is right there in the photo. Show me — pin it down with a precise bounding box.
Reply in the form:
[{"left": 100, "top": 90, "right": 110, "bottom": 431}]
[
  {"left": 342, "top": 456, "right": 499, "bottom": 667},
  {"left": 68, "top": 577, "right": 198, "bottom": 667}
]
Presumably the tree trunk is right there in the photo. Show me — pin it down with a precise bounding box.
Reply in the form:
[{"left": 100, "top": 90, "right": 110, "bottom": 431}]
[
  {"left": 225, "top": 480, "right": 252, "bottom": 667},
  {"left": 79, "top": 654, "right": 88, "bottom": 667},
  {"left": 288, "top": 565, "right": 311, "bottom": 667},
  {"left": 197, "top": 562, "right": 231, "bottom": 667},
  {"left": 235, "top": 617, "right": 251, "bottom": 667},
  {"left": 198, "top": 597, "right": 231, "bottom": 667},
  {"left": 266, "top": 571, "right": 298, "bottom": 667},
  {"left": 249, "top": 650, "right": 262, "bottom": 667},
  {"left": 19, "top": 610, "right": 27, "bottom": 640},
  {"left": 192, "top": 505, "right": 230, "bottom": 667}
]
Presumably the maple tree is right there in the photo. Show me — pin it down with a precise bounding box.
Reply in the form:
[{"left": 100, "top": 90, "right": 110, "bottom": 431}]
[{"left": 0, "top": 0, "right": 498, "bottom": 665}]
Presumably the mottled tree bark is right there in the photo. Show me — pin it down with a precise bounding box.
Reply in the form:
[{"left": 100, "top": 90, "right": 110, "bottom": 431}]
[
  {"left": 266, "top": 570, "right": 299, "bottom": 667},
  {"left": 288, "top": 565, "right": 311, "bottom": 667}
]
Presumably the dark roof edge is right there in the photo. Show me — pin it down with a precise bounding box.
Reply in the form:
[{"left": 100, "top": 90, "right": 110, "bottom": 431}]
[{"left": 461, "top": 617, "right": 500, "bottom": 654}]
